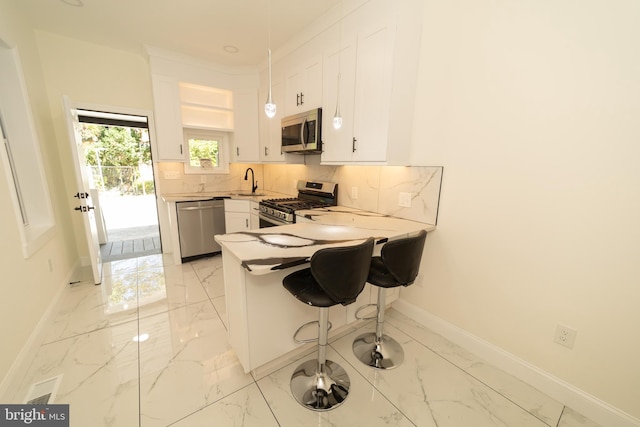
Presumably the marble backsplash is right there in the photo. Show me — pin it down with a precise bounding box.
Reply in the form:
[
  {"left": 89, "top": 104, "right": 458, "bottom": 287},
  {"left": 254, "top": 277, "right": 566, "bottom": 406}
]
[
  {"left": 262, "top": 163, "right": 443, "bottom": 226},
  {"left": 156, "top": 161, "right": 442, "bottom": 226}
]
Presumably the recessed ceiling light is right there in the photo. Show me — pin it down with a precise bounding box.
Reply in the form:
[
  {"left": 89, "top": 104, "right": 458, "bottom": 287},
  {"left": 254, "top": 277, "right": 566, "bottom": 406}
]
[
  {"left": 223, "top": 45, "right": 239, "bottom": 54},
  {"left": 61, "top": 0, "right": 84, "bottom": 6}
]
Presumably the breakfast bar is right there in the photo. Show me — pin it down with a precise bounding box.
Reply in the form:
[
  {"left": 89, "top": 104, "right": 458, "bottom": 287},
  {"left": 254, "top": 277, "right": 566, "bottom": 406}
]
[{"left": 215, "top": 207, "right": 435, "bottom": 373}]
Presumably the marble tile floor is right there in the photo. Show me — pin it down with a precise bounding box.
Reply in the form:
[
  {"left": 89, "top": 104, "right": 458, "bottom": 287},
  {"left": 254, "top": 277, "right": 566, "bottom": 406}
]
[{"left": 3, "top": 253, "right": 602, "bottom": 427}]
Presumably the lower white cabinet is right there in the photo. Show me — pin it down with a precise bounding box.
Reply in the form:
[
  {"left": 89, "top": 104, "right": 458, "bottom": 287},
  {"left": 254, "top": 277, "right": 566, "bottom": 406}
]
[
  {"left": 224, "top": 199, "right": 250, "bottom": 233},
  {"left": 250, "top": 201, "right": 260, "bottom": 229},
  {"left": 224, "top": 199, "right": 260, "bottom": 232}
]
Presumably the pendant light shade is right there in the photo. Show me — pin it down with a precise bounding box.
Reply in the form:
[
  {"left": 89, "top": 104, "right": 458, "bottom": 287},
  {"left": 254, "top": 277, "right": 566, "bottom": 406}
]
[
  {"left": 333, "top": 2, "right": 344, "bottom": 130},
  {"left": 333, "top": 72, "right": 342, "bottom": 129},
  {"left": 265, "top": 48, "right": 276, "bottom": 118},
  {"left": 264, "top": 0, "right": 276, "bottom": 119}
]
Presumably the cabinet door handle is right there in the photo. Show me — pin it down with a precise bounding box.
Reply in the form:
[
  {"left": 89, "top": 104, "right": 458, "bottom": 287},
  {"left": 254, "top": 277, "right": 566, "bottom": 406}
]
[
  {"left": 180, "top": 144, "right": 183, "bottom": 155},
  {"left": 245, "top": 218, "right": 249, "bottom": 228},
  {"left": 265, "top": 146, "right": 269, "bottom": 156},
  {"left": 296, "top": 93, "right": 300, "bottom": 106},
  {"left": 236, "top": 146, "right": 240, "bottom": 156},
  {"left": 300, "top": 92, "right": 304, "bottom": 105},
  {"left": 352, "top": 137, "right": 357, "bottom": 152}
]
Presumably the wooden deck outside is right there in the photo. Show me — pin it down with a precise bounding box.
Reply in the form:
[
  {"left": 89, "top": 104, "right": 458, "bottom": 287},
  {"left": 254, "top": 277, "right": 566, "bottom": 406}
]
[{"left": 100, "top": 234, "right": 161, "bottom": 262}]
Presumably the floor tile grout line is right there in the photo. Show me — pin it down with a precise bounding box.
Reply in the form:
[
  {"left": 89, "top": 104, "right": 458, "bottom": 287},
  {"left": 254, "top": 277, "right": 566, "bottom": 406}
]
[
  {"left": 327, "top": 340, "right": 419, "bottom": 427},
  {"left": 556, "top": 406, "right": 567, "bottom": 427},
  {"left": 384, "top": 315, "right": 557, "bottom": 427},
  {"left": 251, "top": 372, "right": 282, "bottom": 427},
  {"left": 164, "top": 382, "right": 259, "bottom": 426},
  {"left": 136, "top": 259, "right": 142, "bottom": 427}
]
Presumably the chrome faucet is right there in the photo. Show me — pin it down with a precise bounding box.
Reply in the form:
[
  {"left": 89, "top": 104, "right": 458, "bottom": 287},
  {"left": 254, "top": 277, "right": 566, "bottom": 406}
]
[{"left": 244, "top": 167, "right": 258, "bottom": 193}]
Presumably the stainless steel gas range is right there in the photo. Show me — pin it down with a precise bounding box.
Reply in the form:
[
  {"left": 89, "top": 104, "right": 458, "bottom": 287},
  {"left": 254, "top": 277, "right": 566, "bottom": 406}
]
[{"left": 258, "top": 180, "right": 337, "bottom": 227}]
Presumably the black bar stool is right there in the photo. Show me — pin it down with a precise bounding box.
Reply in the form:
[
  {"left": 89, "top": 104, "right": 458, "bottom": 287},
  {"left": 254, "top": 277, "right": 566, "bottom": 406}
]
[
  {"left": 283, "top": 238, "right": 374, "bottom": 411},
  {"left": 352, "top": 230, "right": 427, "bottom": 370}
]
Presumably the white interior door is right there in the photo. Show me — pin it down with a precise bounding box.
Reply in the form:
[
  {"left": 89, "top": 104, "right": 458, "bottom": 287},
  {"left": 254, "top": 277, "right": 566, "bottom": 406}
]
[{"left": 63, "top": 96, "right": 103, "bottom": 285}]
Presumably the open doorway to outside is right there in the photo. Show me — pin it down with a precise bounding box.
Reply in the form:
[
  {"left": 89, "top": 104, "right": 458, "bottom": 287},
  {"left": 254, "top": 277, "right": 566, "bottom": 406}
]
[{"left": 78, "top": 109, "right": 161, "bottom": 262}]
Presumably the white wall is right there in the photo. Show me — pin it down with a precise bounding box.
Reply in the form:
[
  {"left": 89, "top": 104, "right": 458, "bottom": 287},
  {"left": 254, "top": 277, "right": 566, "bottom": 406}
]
[
  {"left": 408, "top": 0, "right": 640, "bottom": 419},
  {"left": 0, "top": 1, "right": 78, "bottom": 386},
  {"left": 34, "top": 30, "right": 155, "bottom": 261}
]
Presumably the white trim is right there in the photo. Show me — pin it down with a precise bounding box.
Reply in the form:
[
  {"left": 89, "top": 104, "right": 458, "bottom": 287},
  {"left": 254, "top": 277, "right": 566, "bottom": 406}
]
[
  {"left": 0, "top": 45, "right": 57, "bottom": 258},
  {"left": 392, "top": 299, "right": 640, "bottom": 427},
  {"left": 0, "top": 260, "right": 81, "bottom": 401}
]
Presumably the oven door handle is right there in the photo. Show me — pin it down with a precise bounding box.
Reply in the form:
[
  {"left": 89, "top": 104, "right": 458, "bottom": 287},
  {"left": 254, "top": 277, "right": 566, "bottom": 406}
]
[{"left": 258, "top": 212, "right": 289, "bottom": 227}]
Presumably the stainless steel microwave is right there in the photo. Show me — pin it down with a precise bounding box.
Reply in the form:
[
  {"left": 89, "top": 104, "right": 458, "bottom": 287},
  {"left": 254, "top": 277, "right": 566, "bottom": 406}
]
[{"left": 281, "top": 108, "right": 322, "bottom": 154}]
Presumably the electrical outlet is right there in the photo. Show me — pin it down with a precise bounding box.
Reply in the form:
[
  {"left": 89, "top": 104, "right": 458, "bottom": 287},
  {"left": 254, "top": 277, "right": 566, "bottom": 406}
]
[
  {"left": 163, "top": 171, "right": 180, "bottom": 180},
  {"left": 554, "top": 324, "right": 577, "bottom": 349},
  {"left": 351, "top": 186, "right": 358, "bottom": 200},
  {"left": 399, "top": 192, "right": 412, "bottom": 208}
]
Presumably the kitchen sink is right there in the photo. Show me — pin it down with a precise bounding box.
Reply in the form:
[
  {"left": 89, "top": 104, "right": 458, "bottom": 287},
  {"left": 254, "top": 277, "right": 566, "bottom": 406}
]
[{"left": 231, "top": 192, "right": 266, "bottom": 197}]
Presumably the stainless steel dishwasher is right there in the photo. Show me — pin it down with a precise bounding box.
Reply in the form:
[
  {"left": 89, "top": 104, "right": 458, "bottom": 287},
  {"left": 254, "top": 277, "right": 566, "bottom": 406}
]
[{"left": 176, "top": 198, "right": 227, "bottom": 262}]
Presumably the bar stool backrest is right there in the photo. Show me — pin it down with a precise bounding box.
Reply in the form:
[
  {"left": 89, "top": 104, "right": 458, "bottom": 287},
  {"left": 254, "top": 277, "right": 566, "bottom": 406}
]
[
  {"left": 311, "top": 238, "right": 375, "bottom": 306},
  {"left": 380, "top": 230, "right": 428, "bottom": 286}
]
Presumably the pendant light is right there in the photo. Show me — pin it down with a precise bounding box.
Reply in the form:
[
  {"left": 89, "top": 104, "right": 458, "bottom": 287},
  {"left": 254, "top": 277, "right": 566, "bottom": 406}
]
[
  {"left": 332, "top": 73, "right": 342, "bottom": 129},
  {"left": 264, "top": 1, "right": 276, "bottom": 118},
  {"left": 333, "top": 2, "right": 343, "bottom": 129},
  {"left": 265, "top": 48, "right": 276, "bottom": 118}
]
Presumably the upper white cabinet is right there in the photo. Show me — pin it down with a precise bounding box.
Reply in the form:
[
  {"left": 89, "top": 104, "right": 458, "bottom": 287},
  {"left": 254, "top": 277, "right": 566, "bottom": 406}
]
[
  {"left": 321, "top": 19, "right": 396, "bottom": 164},
  {"left": 284, "top": 54, "right": 323, "bottom": 116},
  {"left": 151, "top": 74, "right": 261, "bottom": 163},
  {"left": 259, "top": 78, "right": 286, "bottom": 162},
  {"left": 152, "top": 75, "right": 185, "bottom": 161},
  {"left": 321, "top": 37, "right": 357, "bottom": 163},
  {"left": 321, "top": 0, "right": 423, "bottom": 165},
  {"left": 233, "top": 89, "right": 260, "bottom": 162}
]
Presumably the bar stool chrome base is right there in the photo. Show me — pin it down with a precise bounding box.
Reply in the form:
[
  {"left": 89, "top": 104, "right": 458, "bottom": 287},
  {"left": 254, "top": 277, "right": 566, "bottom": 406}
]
[
  {"left": 352, "top": 332, "right": 404, "bottom": 370},
  {"left": 290, "top": 359, "right": 350, "bottom": 411}
]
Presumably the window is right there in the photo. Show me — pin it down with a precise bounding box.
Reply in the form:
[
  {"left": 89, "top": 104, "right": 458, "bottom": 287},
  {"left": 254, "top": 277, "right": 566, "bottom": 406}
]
[
  {"left": 183, "top": 129, "right": 229, "bottom": 174},
  {"left": 0, "top": 42, "right": 56, "bottom": 257}
]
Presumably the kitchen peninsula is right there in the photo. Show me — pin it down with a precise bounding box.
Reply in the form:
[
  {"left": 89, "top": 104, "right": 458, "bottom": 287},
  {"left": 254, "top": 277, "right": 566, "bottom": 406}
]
[{"left": 215, "top": 206, "right": 435, "bottom": 373}]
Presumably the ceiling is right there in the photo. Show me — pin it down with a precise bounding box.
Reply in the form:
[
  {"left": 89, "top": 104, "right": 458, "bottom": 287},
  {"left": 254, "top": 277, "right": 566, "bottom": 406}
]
[{"left": 14, "top": 0, "right": 342, "bottom": 67}]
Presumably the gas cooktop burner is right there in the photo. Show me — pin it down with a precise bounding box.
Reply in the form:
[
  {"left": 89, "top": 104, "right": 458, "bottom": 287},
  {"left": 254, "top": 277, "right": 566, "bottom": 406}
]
[
  {"left": 258, "top": 180, "right": 338, "bottom": 226},
  {"left": 260, "top": 198, "right": 329, "bottom": 213}
]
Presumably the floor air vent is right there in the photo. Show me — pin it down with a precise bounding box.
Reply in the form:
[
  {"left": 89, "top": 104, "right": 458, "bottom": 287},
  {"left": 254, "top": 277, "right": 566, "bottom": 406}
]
[{"left": 25, "top": 375, "right": 62, "bottom": 404}]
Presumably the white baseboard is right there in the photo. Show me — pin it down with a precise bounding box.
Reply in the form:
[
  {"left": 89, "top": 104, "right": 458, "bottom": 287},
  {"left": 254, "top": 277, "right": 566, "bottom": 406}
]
[
  {"left": 0, "top": 260, "right": 81, "bottom": 402},
  {"left": 393, "top": 299, "right": 640, "bottom": 427}
]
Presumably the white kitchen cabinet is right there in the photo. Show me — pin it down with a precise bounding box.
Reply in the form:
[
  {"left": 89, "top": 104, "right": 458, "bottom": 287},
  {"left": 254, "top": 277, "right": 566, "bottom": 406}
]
[
  {"left": 321, "top": 19, "right": 396, "bottom": 164},
  {"left": 284, "top": 54, "right": 323, "bottom": 116},
  {"left": 259, "top": 79, "right": 286, "bottom": 162},
  {"left": 225, "top": 199, "right": 261, "bottom": 231},
  {"left": 233, "top": 89, "right": 261, "bottom": 162},
  {"left": 224, "top": 199, "right": 251, "bottom": 233},
  {"left": 321, "top": 36, "right": 358, "bottom": 163},
  {"left": 151, "top": 75, "right": 186, "bottom": 161},
  {"left": 321, "top": 0, "right": 423, "bottom": 165},
  {"left": 250, "top": 201, "right": 260, "bottom": 229}
]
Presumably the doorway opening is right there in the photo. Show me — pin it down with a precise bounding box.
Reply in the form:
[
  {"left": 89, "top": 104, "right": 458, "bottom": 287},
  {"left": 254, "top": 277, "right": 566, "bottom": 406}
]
[{"left": 77, "top": 109, "right": 161, "bottom": 262}]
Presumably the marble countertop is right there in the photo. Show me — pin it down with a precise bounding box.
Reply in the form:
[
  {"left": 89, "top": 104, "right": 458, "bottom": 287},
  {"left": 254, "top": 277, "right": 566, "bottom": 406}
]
[
  {"left": 161, "top": 190, "right": 288, "bottom": 203},
  {"left": 215, "top": 206, "right": 435, "bottom": 275}
]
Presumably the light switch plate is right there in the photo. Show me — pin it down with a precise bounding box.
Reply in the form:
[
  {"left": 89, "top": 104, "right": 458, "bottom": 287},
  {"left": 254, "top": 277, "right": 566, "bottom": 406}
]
[{"left": 351, "top": 186, "right": 358, "bottom": 200}]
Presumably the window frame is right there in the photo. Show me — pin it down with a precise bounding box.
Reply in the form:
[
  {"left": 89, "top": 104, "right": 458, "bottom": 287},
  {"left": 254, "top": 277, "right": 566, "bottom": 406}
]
[
  {"left": 182, "top": 128, "right": 230, "bottom": 175},
  {"left": 0, "top": 43, "right": 56, "bottom": 258}
]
